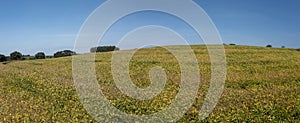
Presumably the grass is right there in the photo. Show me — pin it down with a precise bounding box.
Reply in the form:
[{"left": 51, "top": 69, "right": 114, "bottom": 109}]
[{"left": 0, "top": 45, "right": 299, "bottom": 122}]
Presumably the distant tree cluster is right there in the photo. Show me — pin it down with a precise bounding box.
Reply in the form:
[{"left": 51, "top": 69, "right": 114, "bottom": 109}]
[
  {"left": 90, "top": 46, "right": 120, "bottom": 53},
  {"left": 10, "top": 51, "right": 22, "bottom": 60},
  {"left": 266, "top": 45, "right": 272, "bottom": 48},
  {"left": 0, "top": 54, "right": 6, "bottom": 62},
  {"left": 0, "top": 49, "right": 76, "bottom": 63},
  {"left": 35, "top": 52, "right": 46, "bottom": 59},
  {"left": 54, "top": 50, "right": 76, "bottom": 58}
]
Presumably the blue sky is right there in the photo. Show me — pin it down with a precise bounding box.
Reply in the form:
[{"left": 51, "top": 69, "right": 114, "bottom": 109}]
[{"left": 0, "top": 0, "right": 299, "bottom": 55}]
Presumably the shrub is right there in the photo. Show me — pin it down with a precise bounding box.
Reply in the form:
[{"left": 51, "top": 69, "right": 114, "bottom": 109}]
[
  {"left": 10, "top": 51, "right": 22, "bottom": 60},
  {"left": 35, "top": 52, "right": 46, "bottom": 59},
  {"left": 296, "top": 48, "right": 300, "bottom": 52},
  {"left": 229, "top": 43, "right": 236, "bottom": 45},
  {"left": 266, "top": 45, "right": 272, "bottom": 48},
  {"left": 0, "top": 54, "right": 6, "bottom": 62},
  {"left": 21, "top": 55, "right": 35, "bottom": 60},
  {"left": 46, "top": 56, "right": 53, "bottom": 58}
]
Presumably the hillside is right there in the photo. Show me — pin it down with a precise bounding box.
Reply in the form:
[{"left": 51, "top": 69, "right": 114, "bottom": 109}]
[{"left": 0, "top": 45, "right": 299, "bottom": 122}]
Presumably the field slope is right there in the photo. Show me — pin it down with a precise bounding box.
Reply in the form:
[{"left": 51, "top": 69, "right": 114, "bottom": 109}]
[{"left": 0, "top": 45, "right": 299, "bottom": 122}]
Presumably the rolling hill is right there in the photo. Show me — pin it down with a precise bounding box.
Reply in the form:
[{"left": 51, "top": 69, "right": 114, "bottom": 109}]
[{"left": 0, "top": 45, "right": 299, "bottom": 122}]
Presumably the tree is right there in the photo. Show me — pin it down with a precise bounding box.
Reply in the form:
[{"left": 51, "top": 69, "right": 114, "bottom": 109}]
[
  {"left": 62, "top": 50, "right": 76, "bottom": 56},
  {"left": 266, "top": 45, "right": 272, "bottom": 48},
  {"left": 90, "top": 46, "right": 120, "bottom": 53},
  {"left": 54, "top": 50, "right": 76, "bottom": 58},
  {"left": 54, "top": 51, "right": 64, "bottom": 58},
  {"left": 35, "top": 52, "right": 46, "bottom": 59},
  {"left": 0, "top": 54, "right": 6, "bottom": 62},
  {"left": 10, "top": 51, "right": 22, "bottom": 60}
]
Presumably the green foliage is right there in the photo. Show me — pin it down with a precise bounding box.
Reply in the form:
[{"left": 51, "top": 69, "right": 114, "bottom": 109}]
[
  {"left": 62, "top": 50, "right": 76, "bottom": 56},
  {"left": 10, "top": 51, "right": 22, "bottom": 60},
  {"left": 266, "top": 44, "right": 272, "bottom": 48},
  {"left": 90, "top": 46, "right": 119, "bottom": 53},
  {"left": 54, "top": 50, "right": 76, "bottom": 58},
  {"left": 54, "top": 51, "right": 64, "bottom": 58},
  {"left": 46, "top": 56, "right": 53, "bottom": 58},
  {"left": 35, "top": 52, "right": 46, "bottom": 59},
  {"left": 0, "top": 54, "right": 6, "bottom": 62}
]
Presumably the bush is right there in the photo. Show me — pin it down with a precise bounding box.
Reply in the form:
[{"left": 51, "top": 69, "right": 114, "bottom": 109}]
[
  {"left": 21, "top": 55, "right": 35, "bottom": 60},
  {"left": 229, "top": 43, "right": 236, "bottom": 45},
  {"left": 54, "top": 50, "right": 76, "bottom": 58},
  {"left": 0, "top": 54, "right": 6, "bottom": 62},
  {"left": 35, "top": 52, "right": 46, "bottom": 59},
  {"left": 46, "top": 56, "right": 53, "bottom": 58},
  {"left": 10, "top": 51, "right": 22, "bottom": 60},
  {"left": 296, "top": 48, "right": 300, "bottom": 52},
  {"left": 90, "top": 46, "right": 120, "bottom": 53},
  {"left": 266, "top": 45, "right": 272, "bottom": 48}
]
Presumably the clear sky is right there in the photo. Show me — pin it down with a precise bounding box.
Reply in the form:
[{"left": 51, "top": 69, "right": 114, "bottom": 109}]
[{"left": 0, "top": 0, "right": 299, "bottom": 55}]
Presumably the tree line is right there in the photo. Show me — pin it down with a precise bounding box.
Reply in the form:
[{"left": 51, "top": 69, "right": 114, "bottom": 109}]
[
  {"left": 0, "top": 46, "right": 120, "bottom": 62},
  {"left": 90, "top": 46, "right": 120, "bottom": 53},
  {"left": 0, "top": 50, "right": 76, "bottom": 62}
]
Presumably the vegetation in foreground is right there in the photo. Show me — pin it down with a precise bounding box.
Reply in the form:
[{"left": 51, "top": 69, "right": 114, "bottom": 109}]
[{"left": 0, "top": 45, "right": 299, "bottom": 122}]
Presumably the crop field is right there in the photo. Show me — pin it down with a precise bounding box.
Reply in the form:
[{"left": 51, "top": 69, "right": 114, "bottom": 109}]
[{"left": 0, "top": 45, "right": 299, "bottom": 122}]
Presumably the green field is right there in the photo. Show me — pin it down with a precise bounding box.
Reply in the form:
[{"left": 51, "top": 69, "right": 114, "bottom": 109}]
[{"left": 0, "top": 45, "right": 299, "bottom": 122}]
